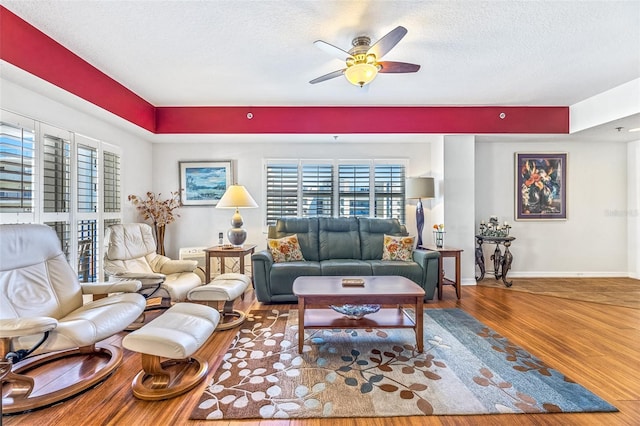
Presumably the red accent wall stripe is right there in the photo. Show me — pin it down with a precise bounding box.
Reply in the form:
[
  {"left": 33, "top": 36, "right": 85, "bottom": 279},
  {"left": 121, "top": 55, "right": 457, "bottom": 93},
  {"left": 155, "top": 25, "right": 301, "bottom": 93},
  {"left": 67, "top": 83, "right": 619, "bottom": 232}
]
[
  {"left": 1, "top": 5, "right": 569, "bottom": 136},
  {"left": 155, "top": 106, "right": 568, "bottom": 134},
  {"left": 0, "top": 6, "right": 156, "bottom": 132}
]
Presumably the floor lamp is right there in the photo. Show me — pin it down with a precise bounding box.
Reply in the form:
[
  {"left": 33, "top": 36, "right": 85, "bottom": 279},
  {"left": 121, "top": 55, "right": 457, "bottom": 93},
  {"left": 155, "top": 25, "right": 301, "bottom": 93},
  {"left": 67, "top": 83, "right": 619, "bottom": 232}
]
[
  {"left": 406, "top": 177, "right": 435, "bottom": 248},
  {"left": 216, "top": 184, "right": 258, "bottom": 246}
]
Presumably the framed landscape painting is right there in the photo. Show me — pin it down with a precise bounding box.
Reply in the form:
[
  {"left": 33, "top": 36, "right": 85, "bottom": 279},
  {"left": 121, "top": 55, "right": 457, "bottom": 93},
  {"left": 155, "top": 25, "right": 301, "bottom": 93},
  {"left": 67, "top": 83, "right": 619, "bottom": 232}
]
[
  {"left": 179, "top": 161, "right": 232, "bottom": 206},
  {"left": 515, "top": 152, "right": 567, "bottom": 220}
]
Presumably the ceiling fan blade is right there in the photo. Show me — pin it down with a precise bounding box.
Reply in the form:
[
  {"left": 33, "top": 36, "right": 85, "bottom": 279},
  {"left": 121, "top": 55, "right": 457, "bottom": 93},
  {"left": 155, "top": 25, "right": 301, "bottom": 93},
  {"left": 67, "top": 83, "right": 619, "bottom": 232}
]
[
  {"left": 378, "top": 61, "right": 421, "bottom": 73},
  {"left": 313, "top": 40, "right": 354, "bottom": 61},
  {"left": 309, "top": 69, "right": 346, "bottom": 84},
  {"left": 367, "top": 26, "right": 408, "bottom": 59}
]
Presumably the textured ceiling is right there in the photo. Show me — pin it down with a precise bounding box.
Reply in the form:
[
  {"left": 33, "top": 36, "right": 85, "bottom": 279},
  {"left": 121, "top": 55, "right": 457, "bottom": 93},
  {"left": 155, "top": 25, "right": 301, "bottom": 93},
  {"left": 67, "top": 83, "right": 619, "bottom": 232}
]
[{"left": 1, "top": 0, "right": 639, "bottom": 141}]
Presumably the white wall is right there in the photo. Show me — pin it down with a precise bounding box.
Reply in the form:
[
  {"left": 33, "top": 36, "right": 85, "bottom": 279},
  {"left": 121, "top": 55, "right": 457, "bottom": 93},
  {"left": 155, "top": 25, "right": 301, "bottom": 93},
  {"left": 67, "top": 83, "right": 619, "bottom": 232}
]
[
  {"left": 443, "top": 136, "right": 476, "bottom": 284},
  {"left": 629, "top": 140, "right": 640, "bottom": 279},
  {"left": 152, "top": 141, "right": 433, "bottom": 258},
  {"left": 475, "top": 140, "right": 629, "bottom": 277}
]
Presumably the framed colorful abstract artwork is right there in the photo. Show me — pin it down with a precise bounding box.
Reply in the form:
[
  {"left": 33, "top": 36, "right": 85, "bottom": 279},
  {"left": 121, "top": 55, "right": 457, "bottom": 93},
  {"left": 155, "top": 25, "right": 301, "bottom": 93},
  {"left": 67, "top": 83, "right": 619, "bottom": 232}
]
[
  {"left": 515, "top": 153, "right": 567, "bottom": 220},
  {"left": 179, "top": 161, "right": 233, "bottom": 206}
]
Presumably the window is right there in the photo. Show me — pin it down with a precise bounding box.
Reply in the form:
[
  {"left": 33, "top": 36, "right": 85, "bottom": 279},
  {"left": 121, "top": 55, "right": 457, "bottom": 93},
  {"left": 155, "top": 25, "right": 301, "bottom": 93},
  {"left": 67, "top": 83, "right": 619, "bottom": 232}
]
[
  {"left": 1, "top": 110, "right": 123, "bottom": 283},
  {"left": 42, "top": 133, "right": 71, "bottom": 213},
  {"left": 0, "top": 121, "right": 35, "bottom": 213},
  {"left": 302, "top": 164, "right": 333, "bottom": 217},
  {"left": 265, "top": 160, "right": 406, "bottom": 225},
  {"left": 103, "top": 150, "right": 120, "bottom": 213},
  {"left": 265, "top": 163, "right": 299, "bottom": 225},
  {"left": 338, "top": 164, "right": 370, "bottom": 217},
  {"left": 77, "top": 144, "right": 98, "bottom": 213}
]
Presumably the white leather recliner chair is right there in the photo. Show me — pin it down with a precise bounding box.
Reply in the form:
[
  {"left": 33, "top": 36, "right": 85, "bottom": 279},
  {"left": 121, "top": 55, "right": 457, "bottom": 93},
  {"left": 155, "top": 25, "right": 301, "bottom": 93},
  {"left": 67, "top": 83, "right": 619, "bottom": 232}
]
[
  {"left": 0, "top": 223, "right": 147, "bottom": 414},
  {"left": 103, "top": 223, "right": 203, "bottom": 307}
]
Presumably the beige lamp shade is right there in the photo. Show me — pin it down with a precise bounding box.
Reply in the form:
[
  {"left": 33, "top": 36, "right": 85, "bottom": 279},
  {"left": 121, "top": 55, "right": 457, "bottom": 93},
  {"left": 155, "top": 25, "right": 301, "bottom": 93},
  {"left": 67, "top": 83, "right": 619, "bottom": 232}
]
[
  {"left": 216, "top": 185, "right": 258, "bottom": 209},
  {"left": 216, "top": 185, "right": 258, "bottom": 246},
  {"left": 406, "top": 177, "right": 435, "bottom": 199}
]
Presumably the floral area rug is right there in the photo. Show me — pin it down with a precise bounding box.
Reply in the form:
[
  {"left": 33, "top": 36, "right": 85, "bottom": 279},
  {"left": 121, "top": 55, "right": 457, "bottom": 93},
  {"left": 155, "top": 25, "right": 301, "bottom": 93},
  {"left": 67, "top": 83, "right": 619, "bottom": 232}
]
[{"left": 190, "top": 308, "right": 616, "bottom": 420}]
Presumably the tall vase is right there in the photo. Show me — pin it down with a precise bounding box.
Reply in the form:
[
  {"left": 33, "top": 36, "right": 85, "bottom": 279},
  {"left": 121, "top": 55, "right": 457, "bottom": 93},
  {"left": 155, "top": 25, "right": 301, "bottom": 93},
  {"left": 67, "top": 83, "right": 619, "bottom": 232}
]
[{"left": 154, "top": 223, "right": 166, "bottom": 256}]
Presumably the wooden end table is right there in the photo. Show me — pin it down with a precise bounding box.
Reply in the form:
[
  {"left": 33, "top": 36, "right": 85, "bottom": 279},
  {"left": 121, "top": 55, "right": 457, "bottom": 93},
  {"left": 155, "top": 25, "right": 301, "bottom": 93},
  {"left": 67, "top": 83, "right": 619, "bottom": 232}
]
[
  {"left": 203, "top": 244, "right": 256, "bottom": 284},
  {"left": 420, "top": 245, "right": 464, "bottom": 300},
  {"left": 292, "top": 276, "right": 425, "bottom": 354}
]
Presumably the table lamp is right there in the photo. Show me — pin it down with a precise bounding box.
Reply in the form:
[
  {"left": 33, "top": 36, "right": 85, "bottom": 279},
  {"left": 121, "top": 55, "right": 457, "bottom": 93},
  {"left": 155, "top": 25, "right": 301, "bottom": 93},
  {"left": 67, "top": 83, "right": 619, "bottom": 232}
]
[
  {"left": 216, "top": 184, "right": 258, "bottom": 246},
  {"left": 405, "top": 177, "right": 435, "bottom": 247}
]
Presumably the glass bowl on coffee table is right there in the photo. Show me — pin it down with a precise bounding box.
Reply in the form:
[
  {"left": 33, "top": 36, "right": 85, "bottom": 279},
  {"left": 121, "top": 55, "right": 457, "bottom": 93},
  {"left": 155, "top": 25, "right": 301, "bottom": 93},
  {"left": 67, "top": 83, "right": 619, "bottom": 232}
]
[{"left": 329, "top": 303, "right": 381, "bottom": 319}]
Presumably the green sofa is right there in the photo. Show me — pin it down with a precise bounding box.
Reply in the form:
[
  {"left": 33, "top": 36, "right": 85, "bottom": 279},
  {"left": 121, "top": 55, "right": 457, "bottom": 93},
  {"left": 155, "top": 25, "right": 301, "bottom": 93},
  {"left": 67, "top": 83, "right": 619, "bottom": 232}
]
[{"left": 251, "top": 217, "right": 440, "bottom": 303}]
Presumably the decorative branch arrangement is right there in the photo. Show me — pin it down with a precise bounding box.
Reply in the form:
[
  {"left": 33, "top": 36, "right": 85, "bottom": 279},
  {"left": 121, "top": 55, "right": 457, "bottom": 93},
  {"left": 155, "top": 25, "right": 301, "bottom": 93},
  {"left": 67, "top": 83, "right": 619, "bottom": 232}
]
[
  {"left": 127, "top": 191, "right": 182, "bottom": 255},
  {"left": 128, "top": 191, "right": 182, "bottom": 227}
]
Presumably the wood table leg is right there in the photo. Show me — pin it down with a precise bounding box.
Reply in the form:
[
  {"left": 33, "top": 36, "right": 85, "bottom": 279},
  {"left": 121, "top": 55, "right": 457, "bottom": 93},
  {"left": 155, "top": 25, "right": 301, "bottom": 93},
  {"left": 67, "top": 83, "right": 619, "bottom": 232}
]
[
  {"left": 437, "top": 255, "right": 444, "bottom": 300},
  {"left": 454, "top": 251, "right": 461, "bottom": 299},
  {"left": 205, "top": 252, "right": 211, "bottom": 283},
  {"left": 415, "top": 297, "right": 424, "bottom": 352},
  {"left": 298, "top": 296, "right": 305, "bottom": 353}
]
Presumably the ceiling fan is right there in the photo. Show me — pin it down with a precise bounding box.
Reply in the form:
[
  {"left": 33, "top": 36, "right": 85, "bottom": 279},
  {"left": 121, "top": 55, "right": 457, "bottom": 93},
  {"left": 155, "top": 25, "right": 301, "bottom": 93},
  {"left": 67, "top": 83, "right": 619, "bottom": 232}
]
[{"left": 309, "top": 25, "right": 420, "bottom": 87}]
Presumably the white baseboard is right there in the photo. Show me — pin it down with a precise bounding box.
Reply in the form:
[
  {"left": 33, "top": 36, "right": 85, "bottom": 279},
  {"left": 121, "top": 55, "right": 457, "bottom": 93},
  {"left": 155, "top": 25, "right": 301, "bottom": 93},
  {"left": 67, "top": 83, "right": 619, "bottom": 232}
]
[
  {"left": 506, "top": 271, "right": 630, "bottom": 278},
  {"left": 463, "top": 272, "right": 634, "bottom": 285}
]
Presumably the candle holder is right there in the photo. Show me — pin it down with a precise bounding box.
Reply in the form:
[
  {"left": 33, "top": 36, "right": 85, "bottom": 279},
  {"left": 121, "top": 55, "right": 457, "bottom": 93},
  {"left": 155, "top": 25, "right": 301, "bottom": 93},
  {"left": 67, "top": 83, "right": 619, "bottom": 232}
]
[{"left": 478, "top": 217, "right": 511, "bottom": 237}]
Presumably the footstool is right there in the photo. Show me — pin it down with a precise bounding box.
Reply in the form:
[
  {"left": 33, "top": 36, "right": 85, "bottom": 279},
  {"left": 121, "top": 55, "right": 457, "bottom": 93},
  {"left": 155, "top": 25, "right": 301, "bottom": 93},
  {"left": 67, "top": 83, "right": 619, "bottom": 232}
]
[
  {"left": 187, "top": 273, "right": 251, "bottom": 330},
  {"left": 122, "top": 302, "right": 220, "bottom": 401}
]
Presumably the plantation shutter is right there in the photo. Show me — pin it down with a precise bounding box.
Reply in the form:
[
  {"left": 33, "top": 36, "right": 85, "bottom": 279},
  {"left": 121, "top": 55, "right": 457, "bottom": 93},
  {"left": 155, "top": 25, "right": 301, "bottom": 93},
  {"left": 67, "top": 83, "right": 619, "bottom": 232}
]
[
  {"left": 302, "top": 163, "right": 333, "bottom": 217},
  {"left": 103, "top": 150, "right": 121, "bottom": 213},
  {"left": 338, "top": 164, "right": 370, "bottom": 217},
  {"left": 0, "top": 121, "right": 35, "bottom": 213},
  {"left": 265, "top": 163, "right": 299, "bottom": 225},
  {"left": 374, "top": 164, "right": 406, "bottom": 222}
]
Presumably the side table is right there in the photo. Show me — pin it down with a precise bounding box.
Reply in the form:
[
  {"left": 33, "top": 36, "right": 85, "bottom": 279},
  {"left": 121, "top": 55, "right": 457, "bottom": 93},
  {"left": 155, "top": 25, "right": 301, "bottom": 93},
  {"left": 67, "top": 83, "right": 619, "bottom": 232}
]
[
  {"left": 419, "top": 245, "right": 464, "bottom": 300},
  {"left": 475, "top": 235, "right": 515, "bottom": 287},
  {"left": 204, "top": 244, "right": 256, "bottom": 284}
]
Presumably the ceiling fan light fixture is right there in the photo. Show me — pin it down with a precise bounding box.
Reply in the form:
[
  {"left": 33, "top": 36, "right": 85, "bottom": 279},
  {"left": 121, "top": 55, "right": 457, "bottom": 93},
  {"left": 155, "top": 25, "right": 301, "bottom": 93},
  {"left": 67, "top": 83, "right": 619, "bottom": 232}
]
[{"left": 345, "top": 63, "right": 378, "bottom": 87}]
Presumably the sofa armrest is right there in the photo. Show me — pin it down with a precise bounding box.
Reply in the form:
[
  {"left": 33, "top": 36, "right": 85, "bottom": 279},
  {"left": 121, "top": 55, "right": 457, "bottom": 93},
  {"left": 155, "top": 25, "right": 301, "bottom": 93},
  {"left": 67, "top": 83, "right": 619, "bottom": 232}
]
[
  {"left": 252, "top": 250, "right": 275, "bottom": 303},
  {"left": 413, "top": 249, "right": 440, "bottom": 300}
]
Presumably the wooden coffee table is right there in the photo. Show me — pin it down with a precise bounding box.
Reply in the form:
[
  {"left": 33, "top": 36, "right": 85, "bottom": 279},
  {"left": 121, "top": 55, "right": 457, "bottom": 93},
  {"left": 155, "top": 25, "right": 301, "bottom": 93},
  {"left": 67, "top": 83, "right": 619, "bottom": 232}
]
[{"left": 292, "top": 276, "right": 425, "bottom": 354}]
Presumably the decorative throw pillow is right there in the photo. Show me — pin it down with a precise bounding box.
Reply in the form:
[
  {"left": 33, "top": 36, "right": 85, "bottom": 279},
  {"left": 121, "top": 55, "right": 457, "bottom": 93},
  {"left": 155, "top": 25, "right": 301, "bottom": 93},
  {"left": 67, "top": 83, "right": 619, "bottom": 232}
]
[
  {"left": 382, "top": 234, "right": 416, "bottom": 261},
  {"left": 267, "top": 234, "right": 306, "bottom": 263}
]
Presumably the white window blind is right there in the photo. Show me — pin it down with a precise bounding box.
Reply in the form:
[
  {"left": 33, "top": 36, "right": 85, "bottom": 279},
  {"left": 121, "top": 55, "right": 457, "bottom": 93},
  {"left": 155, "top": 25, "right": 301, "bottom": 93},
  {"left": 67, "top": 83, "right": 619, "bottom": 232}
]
[
  {"left": 42, "top": 134, "right": 70, "bottom": 213},
  {"left": 265, "top": 163, "right": 299, "bottom": 225},
  {"left": 374, "top": 164, "right": 406, "bottom": 221},
  {"left": 77, "top": 144, "right": 98, "bottom": 213},
  {"left": 0, "top": 121, "right": 35, "bottom": 213},
  {"left": 265, "top": 160, "right": 406, "bottom": 224},
  {"left": 338, "top": 164, "right": 370, "bottom": 217},
  {"left": 302, "top": 163, "right": 333, "bottom": 217},
  {"left": 103, "top": 150, "right": 121, "bottom": 213}
]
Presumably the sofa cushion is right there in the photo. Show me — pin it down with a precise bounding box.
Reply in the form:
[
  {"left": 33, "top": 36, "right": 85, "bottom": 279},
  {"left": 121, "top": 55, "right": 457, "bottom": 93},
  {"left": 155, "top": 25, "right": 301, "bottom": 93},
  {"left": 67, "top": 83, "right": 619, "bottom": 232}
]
[
  {"left": 369, "top": 260, "right": 423, "bottom": 283},
  {"left": 358, "top": 218, "right": 406, "bottom": 260},
  {"left": 320, "top": 259, "right": 373, "bottom": 276},
  {"left": 382, "top": 234, "right": 416, "bottom": 261},
  {"left": 267, "top": 234, "right": 306, "bottom": 263},
  {"left": 273, "top": 218, "right": 319, "bottom": 261},
  {"left": 319, "top": 217, "right": 361, "bottom": 260},
  {"left": 269, "top": 261, "right": 321, "bottom": 295}
]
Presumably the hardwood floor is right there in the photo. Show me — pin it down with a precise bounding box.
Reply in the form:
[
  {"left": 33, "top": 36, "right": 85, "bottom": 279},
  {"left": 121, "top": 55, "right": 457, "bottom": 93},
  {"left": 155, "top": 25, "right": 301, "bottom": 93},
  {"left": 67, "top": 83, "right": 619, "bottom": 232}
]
[{"left": 3, "top": 278, "right": 640, "bottom": 425}]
